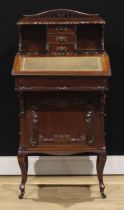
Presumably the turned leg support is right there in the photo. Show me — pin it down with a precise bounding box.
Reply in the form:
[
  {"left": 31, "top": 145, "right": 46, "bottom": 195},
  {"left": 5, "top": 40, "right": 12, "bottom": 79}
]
[
  {"left": 17, "top": 154, "right": 28, "bottom": 199},
  {"left": 96, "top": 152, "right": 107, "bottom": 198}
]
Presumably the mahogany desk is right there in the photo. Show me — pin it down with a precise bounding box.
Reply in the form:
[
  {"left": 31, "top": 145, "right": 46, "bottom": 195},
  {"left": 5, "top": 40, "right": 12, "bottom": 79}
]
[{"left": 12, "top": 9, "right": 111, "bottom": 199}]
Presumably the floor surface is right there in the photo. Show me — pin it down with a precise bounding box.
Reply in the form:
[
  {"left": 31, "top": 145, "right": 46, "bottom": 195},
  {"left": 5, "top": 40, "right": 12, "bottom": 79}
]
[{"left": 0, "top": 176, "right": 124, "bottom": 210}]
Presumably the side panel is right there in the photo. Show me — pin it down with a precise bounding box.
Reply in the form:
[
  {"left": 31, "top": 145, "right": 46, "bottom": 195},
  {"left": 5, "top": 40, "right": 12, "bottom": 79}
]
[{"left": 19, "top": 25, "right": 46, "bottom": 54}]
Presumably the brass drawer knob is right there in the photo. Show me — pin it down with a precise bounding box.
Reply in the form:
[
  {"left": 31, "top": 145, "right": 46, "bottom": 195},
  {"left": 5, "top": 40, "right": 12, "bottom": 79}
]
[
  {"left": 56, "top": 26, "right": 67, "bottom": 31},
  {"left": 56, "top": 46, "right": 67, "bottom": 52},
  {"left": 56, "top": 36, "right": 67, "bottom": 42}
]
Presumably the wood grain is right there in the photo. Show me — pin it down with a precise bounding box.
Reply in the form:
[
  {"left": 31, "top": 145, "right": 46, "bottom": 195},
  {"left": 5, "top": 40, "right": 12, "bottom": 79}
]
[
  {"left": 0, "top": 176, "right": 124, "bottom": 210},
  {"left": 12, "top": 9, "right": 111, "bottom": 199}
]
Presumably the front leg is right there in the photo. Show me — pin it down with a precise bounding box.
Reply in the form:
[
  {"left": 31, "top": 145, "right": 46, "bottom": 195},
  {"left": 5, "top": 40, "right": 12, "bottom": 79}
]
[
  {"left": 96, "top": 152, "right": 107, "bottom": 198},
  {"left": 17, "top": 154, "right": 28, "bottom": 199}
]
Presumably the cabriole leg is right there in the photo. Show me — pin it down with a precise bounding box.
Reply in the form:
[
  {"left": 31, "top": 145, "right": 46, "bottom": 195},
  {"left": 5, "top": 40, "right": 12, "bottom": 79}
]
[
  {"left": 17, "top": 153, "right": 28, "bottom": 199},
  {"left": 96, "top": 152, "right": 107, "bottom": 198}
]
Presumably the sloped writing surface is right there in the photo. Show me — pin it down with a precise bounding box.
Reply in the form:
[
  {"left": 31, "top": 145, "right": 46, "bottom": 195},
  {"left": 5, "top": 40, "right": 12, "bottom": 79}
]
[{"left": 20, "top": 56, "right": 103, "bottom": 72}]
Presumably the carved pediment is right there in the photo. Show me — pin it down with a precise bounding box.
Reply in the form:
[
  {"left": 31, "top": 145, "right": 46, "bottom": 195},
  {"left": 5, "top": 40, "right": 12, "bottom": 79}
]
[
  {"left": 17, "top": 9, "right": 105, "bottom": 25},
  {"left": 24, "top": 9, "right": 99, "bottom": 19}
]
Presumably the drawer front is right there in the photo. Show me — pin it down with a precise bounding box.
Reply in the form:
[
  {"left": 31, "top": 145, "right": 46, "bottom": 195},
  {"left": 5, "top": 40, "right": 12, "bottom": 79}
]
[
  {"left": 16, "top": 78, "right": 108, "bottom": 92},
  {"left": 47, "top": 25, "right": 75, "bottom": 34},
  {"left": 48, "top": 44, "right": 75, "bottom": 54},
  {"left": 47, "top": 34, "right": 75, "bottom": 44}
]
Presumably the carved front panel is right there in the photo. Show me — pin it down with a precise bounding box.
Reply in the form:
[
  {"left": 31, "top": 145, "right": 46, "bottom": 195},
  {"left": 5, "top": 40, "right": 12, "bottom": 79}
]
[{"left": 21, "top": 92, "right": 105, "bottom": 150}]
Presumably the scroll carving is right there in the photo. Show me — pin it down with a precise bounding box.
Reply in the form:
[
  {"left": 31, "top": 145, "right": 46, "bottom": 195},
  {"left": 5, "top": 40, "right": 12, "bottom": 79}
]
[
  {"left": 34, "top": 97, "right": 85, "bottom": 108},
  {"left": 28, "top": 108, "right": 39, "bottom": 147},
  {"left": 19, "top": 92, "right": 24, "bottom": 116},
  {"left": 38, "top": 134, "right": 86, "bottom": 144},
  {"left": 85, "top": 106, "right": 95, "bottom": 146},
  {"left": 28, "top": 94, "right": 100, "bottom": 108},
  {"left": 24, "top": 9, "right": 99, "bottom": 20},
  {"left": 17, "top": 9, "right": 105, "bottom": 25}
]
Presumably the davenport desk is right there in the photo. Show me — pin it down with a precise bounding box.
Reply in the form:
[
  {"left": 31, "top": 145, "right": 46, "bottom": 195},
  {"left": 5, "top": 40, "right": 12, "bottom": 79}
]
[{"left": 12, "top": 9, "right": 111, "bottom": 199}]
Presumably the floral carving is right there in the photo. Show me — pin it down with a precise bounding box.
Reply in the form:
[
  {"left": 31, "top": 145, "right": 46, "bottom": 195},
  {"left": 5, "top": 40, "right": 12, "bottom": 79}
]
[
  {"left": 28, "top": 108, "right": 39, "bottom": 147},
  {"left": 24, "top": 9, "right": 100, "bottom": 20},
  {"left": 38, "top": 134, "right": 86, "bottom": 144},
  {"left": 85, "top": 108, "right": 95, "bottom": 146}
]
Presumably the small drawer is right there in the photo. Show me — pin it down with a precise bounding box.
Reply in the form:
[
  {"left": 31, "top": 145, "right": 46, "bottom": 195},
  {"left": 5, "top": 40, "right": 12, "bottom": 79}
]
[
  {"left": 47, "top": 34, "right": 75, "bottom": 44},
  {"left": 47, "top": 25, "right": 75, "bottom": 34},
  {"left": 48, "top": 44, "right": 75, "bottom": 54}
]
